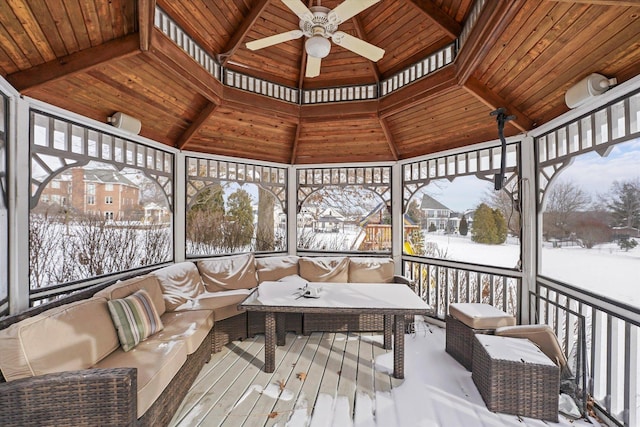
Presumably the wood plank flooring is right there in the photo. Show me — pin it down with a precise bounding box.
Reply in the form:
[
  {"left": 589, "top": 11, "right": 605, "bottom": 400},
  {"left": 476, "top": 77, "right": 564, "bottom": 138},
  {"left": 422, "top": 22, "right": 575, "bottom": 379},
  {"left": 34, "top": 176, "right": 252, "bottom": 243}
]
[{"left": 169, "top": 322, "right": 595, "bottom": 427}]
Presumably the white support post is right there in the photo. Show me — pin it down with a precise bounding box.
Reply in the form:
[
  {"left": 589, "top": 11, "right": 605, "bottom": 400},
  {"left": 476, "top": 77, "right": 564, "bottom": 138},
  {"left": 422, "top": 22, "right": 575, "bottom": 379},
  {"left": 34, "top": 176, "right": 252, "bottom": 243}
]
[
  {"left": 9, "top": 97, "right": 30, "bottom": 313},
  {"left": 287, "top": 165, "right": 297, "bottom": 255},
  {"left": 520, "top": 135, "right": 536, "bottom": 325},
  {"left": 173, "top": 152, "right": 186, "bottom": 262},
  {"left": 628, "top": 325, "right": 638, "bottom": 427},
  {"left": 391, "top": 163, "right": 402, "bottom": 275}
]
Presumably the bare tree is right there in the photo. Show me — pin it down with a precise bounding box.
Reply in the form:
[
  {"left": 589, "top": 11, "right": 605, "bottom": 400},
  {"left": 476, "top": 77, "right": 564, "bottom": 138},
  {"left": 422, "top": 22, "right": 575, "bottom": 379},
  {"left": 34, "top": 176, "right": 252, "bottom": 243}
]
[
  {"left": 483, "top": 180, "right": 520, "bottom": 236},
  {"left": 543, "top": 180, "right": 591, "bottom": 240}
]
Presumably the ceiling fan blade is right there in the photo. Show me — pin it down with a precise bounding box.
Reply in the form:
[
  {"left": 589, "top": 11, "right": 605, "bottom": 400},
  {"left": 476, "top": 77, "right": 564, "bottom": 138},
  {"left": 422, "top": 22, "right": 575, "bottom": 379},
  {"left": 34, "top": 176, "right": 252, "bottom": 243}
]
[
  {"left": 331, "top": 31, "right": 384, "bottom": 62},
  {"left": 281, "top": 0, "right": 314, "bottom": 22},
  {"left": 306, "top": 55, "right": 322, "bottom": 78},
  {"left": 246, "top": 30, "right": 303, "bottom": 51},
  {"left": 329, "top": 0, "right": 380, "bottom": 24}
]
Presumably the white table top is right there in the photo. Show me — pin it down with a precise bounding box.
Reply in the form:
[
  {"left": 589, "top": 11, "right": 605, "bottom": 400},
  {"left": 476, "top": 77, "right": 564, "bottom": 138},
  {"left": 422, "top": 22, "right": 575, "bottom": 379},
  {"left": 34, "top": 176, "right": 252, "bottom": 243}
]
[{"left": 240, "top": 281, "right": 431, "bottom": 314}]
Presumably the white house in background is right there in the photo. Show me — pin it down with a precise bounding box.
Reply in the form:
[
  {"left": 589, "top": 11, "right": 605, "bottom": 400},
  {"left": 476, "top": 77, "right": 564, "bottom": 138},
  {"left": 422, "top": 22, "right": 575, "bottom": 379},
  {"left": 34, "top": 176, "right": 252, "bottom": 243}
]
[
  {"left": 143, "top": 202, "right": 171, "bottom": 223},
  {"left": 313, "top": 208, "right": 344, "bottom": 233},
  {"left": 420, "top": 194, "right": 453, "bottom": 231}
]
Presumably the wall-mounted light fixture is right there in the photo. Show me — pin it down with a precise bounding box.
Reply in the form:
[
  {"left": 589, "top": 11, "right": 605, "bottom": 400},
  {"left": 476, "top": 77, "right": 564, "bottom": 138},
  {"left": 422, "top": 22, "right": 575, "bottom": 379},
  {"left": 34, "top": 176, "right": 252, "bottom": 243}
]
[
  {"left": 565, "top": 73, "right": 617, "bottom": 109},
  {"left": 107, "top": 112, "right": 141, "bottom": 135}
]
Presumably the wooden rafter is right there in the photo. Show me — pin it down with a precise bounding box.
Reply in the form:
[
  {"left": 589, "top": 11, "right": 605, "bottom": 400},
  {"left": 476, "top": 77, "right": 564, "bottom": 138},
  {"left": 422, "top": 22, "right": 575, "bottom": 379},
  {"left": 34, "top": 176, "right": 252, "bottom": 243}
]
[
  {"left": 463, "top": 76, "right": 533, "bottom": 133},
  {"left": 352, "top": 16, "right": 380, "bottom": 83},
  {"left": 176, "top": 102, "right": 219, "bottom": 150},
  {"left": 407, "top": 0, "right": 462, "bottom": 40},
  {"left": 218, "top": 0, "right": 272, "bottom": 66},
  {"left": 379, "top": 117, "right": 399, "bottom": 160},
  {"left": 290, "top": 123, "right": 302, "bottom": 164},
  {"left": 455, "top": 0, "right": 524, "bottom": 85},
  {"left": 138, "top": 0, "right": 156, "bottom": 51},
  {"left": 7, "top": 34, "right": 140, "bottom": 91},
  {"left": 546, "top": 0, "right": 640, "bottom": 6}
]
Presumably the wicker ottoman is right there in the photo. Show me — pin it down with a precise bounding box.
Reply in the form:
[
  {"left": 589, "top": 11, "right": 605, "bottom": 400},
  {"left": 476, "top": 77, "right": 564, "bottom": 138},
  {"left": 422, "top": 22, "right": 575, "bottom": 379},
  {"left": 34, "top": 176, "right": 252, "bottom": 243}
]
[
  {"left": 472, "top": 334, "right": 560, "bottom": 422},
  {"left": 445, "top": 303, "right": 516, "bottom": 370}
]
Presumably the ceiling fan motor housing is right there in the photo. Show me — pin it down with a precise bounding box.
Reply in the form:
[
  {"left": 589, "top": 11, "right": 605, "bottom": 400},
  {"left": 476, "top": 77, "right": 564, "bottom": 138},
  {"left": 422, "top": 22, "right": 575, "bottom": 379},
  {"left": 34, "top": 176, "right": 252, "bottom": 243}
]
[{"left": 300, "top": 6, "right": 338, "bottom": 38}]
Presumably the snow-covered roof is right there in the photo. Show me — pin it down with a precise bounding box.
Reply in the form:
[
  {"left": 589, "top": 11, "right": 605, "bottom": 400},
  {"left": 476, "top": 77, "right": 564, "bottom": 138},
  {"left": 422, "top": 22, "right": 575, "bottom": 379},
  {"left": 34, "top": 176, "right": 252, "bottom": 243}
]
[{"left": 420, "top": 194, "right": 451, "bottom": 211}]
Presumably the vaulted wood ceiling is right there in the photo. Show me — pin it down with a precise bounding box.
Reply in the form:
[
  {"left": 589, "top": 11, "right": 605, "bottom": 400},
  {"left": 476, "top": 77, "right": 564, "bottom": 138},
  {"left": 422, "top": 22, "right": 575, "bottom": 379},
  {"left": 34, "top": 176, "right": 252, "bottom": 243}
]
[{"left": 1, "top": 0, "right": 639, "bottom": 164}]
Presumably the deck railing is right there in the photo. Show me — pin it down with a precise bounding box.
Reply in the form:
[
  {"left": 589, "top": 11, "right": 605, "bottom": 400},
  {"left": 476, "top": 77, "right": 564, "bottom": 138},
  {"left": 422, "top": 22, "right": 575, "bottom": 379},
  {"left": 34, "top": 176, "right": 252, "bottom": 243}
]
[
  {"left": 402, "top": 256, "right": 521, "bottom": 320},
  {"left": 536, "top": 278, "right": 639, "bottom": 427}
]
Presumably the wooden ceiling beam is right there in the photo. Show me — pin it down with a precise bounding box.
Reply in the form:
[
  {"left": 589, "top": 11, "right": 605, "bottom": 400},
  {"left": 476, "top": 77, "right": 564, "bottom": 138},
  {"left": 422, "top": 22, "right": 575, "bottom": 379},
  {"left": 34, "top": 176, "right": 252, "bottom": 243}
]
[
  {"left": 546, "top": 0, "right": 640, "bottom": 6},
  {"left": 138, "top": 0, "right": 156, "bottom": 51},
  {"left": 407, "top": 0, "right": 462, "bottom": 40},
  {"left": 290, "top": 123, "right": 302, "bottom": 164},
  {"left": 223, "top": 86, "right": 300, "bottom": 122},
  {"left": 455, "top": 0, "right": 524, "bottom": 85},
  {"left": 463, "top": 76, "right": 533, "bottom": 132},
  {"left": 379, "top": 66, "right": 458, "bottom": 118},
  {"left": 379, "top": 117, "right": 399, "bottom": 160},
  {"left": 176, "top": 102, "right": 219, "bottom": 150},
  {"left": 218, "top": 0, "right": 272, "bottom": 66},
  {"left": 148, "top": 28, "right": 223, "bottom": 104},
  {"left": 352, "top": 16, "right": 380, "bottom": 83},
  {"left": 7, "top": 33, "right": 140, "bottom": 92},
  {"left": 301, "top": 99, "right": 379, "bottom": 120}
]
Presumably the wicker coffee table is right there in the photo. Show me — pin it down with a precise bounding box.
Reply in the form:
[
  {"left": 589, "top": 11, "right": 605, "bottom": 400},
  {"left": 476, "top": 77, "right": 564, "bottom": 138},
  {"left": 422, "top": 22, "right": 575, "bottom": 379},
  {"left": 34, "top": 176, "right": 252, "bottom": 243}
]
[{"left": 240, "top": 281, "right": 432, "bottom": 379}]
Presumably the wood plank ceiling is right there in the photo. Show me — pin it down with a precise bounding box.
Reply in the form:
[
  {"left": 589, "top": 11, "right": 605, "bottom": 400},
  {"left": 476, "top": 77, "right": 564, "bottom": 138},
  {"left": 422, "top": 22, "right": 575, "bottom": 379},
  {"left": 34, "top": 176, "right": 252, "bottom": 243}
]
[{"left": 1, "top": 0, "right": 639, "bottom": 165}]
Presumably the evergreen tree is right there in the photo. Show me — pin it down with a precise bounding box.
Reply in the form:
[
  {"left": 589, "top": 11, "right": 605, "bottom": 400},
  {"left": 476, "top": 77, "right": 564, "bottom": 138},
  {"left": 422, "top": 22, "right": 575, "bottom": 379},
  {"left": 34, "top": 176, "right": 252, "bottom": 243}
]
[
  {"left": 493, "top": 208, "right": 508, "bottom": 243},
  {"left": 226, "top": 189, "right": 254, "bottom": 247},
  {"left": 459, "top": 214, "right": 468, "bottom": 236},
  {"left": 186, "top": 184, "right": 225, "bottom": 248},
  {"left": 608, "top": 180, "right": 640, "bottom": 229},
  {"left": 428, "top": 223, "right": 437, "bottom": 232},
  {"left": 472, "top": 203, "right": 499, "bottom": 244}
]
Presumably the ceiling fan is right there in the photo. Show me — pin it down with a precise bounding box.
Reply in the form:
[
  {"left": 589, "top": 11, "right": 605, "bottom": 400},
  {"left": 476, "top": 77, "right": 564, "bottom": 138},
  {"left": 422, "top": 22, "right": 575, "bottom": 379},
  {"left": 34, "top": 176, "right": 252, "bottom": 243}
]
[{"left": 246, "top": 0, "right": 384, "bottom": 78}]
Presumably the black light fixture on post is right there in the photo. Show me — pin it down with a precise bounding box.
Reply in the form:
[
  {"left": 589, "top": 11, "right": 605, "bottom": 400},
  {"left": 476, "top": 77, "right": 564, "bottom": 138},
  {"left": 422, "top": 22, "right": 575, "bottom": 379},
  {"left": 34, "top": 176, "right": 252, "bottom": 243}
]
[{"left": 490, "top": 108, "right": 515, "bottom": 191}]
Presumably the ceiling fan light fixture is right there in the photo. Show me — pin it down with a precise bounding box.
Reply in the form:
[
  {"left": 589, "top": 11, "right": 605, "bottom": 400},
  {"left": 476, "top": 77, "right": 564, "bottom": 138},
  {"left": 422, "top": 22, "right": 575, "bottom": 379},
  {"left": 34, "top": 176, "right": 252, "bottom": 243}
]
[{"left": 305, "top": 35, "right": 331, "bottom": 58}]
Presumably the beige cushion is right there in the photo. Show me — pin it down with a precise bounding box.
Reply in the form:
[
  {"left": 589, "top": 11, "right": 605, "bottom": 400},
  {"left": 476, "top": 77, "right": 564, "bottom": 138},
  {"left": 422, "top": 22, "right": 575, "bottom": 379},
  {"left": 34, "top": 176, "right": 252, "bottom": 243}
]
[
  {"left": 95, "top": 275, "right": 166, "bottom": 316},
  {"left": 449, "top": 303, "right": 516, "bottom": 330},
  {"left": 496, "top": 324, "right": 568, "bottom": 368},
  {"left": 299, "top": 257, "right": 349, "bottom": 283},
  {"left": 0, "top": 298, "right": 119, "bottom": 381},
  {"left": 172, "top": 289, "right": 251, "bottom": 321},
  {"left": 151, "top": 262, "right": 205, "bottom": 311},
  {"left": 348, "top": 257, "right": 395, "bottom": 283},
  {"left": 255, "top": 255, "right": 299, "bottom": 282},
  {"left": 155, "top": 310, "right": 214, "bottom": 354},
  {"left": 197, "top": 253, "right": 258, "bottom": 292},
  {"left": 94, "top": 339, "right": 188, "bottom": 418}
]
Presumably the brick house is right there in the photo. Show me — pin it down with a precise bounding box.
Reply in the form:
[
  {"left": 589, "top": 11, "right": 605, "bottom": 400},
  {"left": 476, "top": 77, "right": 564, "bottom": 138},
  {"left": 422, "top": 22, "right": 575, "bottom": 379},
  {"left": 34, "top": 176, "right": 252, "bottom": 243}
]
[{"left": 40, "top": 168, "right": 141, "bottom": 221}]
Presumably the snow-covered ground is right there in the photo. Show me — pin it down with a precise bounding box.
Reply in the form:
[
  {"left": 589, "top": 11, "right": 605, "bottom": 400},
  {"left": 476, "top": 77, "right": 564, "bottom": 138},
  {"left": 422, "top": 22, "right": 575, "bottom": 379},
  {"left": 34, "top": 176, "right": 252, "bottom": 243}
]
[
  {"left": 423, "top": 233, "right": 640, "bottom": 308},
  {"left": 285, "top": 322, "right": 595, "bottom": 427}
]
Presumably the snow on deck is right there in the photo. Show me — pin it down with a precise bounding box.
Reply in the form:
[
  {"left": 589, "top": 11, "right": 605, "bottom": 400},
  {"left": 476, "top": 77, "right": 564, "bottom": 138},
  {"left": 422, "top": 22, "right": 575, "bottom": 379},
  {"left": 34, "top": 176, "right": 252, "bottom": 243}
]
[{"left": 170, "top": 321, "right": 597, "bottom": 427}]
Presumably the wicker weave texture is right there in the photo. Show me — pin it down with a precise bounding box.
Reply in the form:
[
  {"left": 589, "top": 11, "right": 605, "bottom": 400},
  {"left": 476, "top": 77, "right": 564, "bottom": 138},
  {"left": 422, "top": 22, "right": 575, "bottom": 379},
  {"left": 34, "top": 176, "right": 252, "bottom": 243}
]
[
  {"left": 472, "top": 337, "right": 560, "bottom": 422},
  {"left": 248, "top": 312, "right": 302, "bottom": 337},
  {"left": 212, "top": 313, "right": 248, "bottom": 353},
  {"left": 445, "top": 315, "right": 476, "bottom": 370},
  {"left": 303, "top": 313, "right": 384, "bottom": 335}
]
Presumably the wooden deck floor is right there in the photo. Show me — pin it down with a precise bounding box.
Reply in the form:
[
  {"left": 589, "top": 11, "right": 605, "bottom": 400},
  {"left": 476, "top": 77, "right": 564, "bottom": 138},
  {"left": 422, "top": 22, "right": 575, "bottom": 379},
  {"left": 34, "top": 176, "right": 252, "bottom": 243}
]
[{"left": 169, "top": 322, "right": 593, "bottom": 427}]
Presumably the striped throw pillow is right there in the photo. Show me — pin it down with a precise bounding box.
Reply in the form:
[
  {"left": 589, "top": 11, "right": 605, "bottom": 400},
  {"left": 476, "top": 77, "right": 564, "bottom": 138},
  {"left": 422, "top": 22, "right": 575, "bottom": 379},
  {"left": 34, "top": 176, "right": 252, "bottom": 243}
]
[{"left": 107, "top": 289, "right": 164, "bottom": 352}]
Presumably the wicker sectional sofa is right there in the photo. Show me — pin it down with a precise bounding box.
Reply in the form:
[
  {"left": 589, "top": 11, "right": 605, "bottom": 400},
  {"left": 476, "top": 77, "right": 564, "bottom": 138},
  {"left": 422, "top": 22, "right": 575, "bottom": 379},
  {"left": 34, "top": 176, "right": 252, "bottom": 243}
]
[{"left": 0, "top": 254, "right": 407, "bottom": 426}]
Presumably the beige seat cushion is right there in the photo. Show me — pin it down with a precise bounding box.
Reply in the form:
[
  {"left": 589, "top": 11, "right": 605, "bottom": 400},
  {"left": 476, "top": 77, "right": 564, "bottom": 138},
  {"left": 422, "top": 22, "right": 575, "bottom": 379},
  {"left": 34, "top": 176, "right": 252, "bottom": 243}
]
[
  {"left": 197, "top": 253, "right": 258, "bottom": 292},
  {"left": 154, "top": 310, "right": 214, "bottom": 354},
  {"left": 255, "top": 255, "right": 299, "bottom": 282},
  {"left": 449, "top": 303, "right": 516, "bottom": 330},
  {"left": 151, "top": 262, "right": 205, "bottom": 311},
  {"left": 299, "top": 257, "right": 349, "bottom": 283},
  {"left": 172, "top": 289, "right": 251, "bottom": 321},
  {"left": 94, "top": 339, "right": 188, "bottom": 418},
  {"left": 0, "top": 297, "right": 119, "bottom": 382},
  {"left": 496, "top": 324, "right": 568, "bottom": 369},
  {"left": 95, "top": 275, "right": 166, "bottom": 316},
  {"left": 348, "top": 257, "right": 395, "bottom": 283}
]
